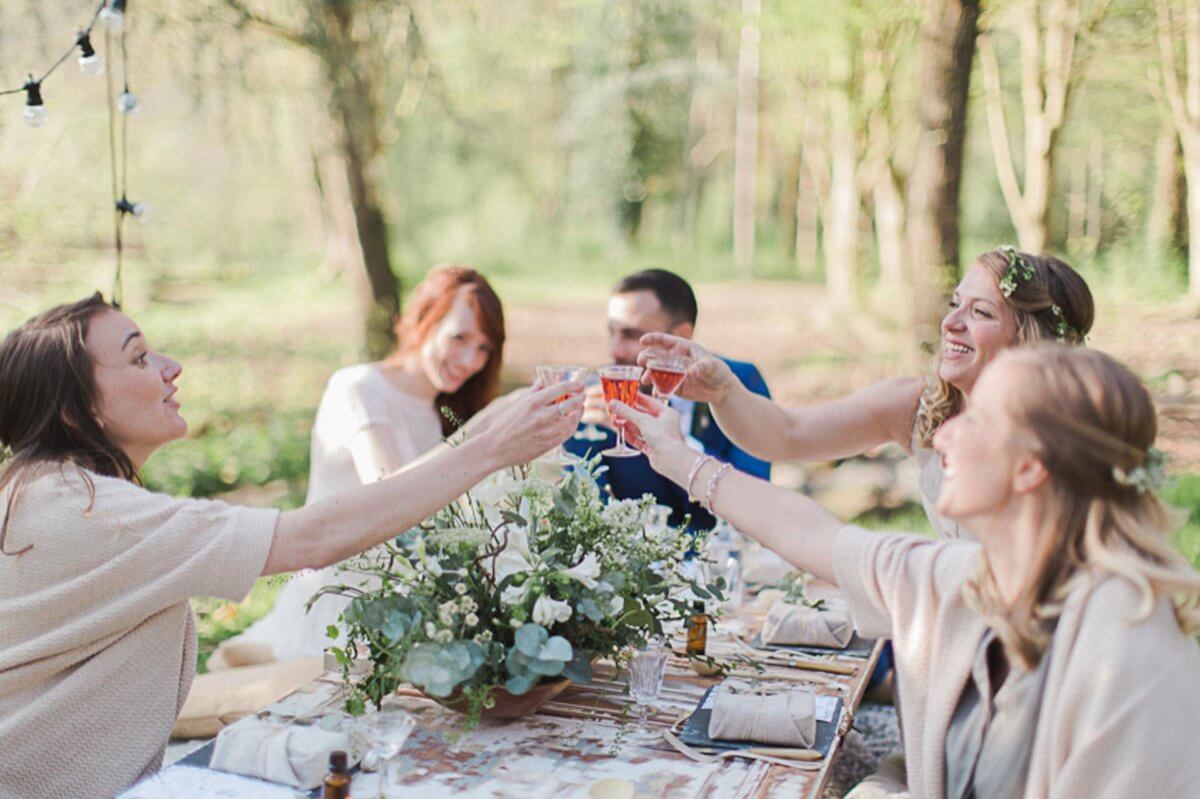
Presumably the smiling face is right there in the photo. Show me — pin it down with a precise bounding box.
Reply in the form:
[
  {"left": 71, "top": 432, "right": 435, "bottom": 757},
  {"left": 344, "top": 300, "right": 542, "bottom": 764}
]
[
  {"left": 86, "top": 309, "right": 186, "bottom": 468},
  {"left": 418, "top": 289, "right": 495, "bottom": 394},
  {"left": 932, "top": 356, "right": 1047, "bottom": 532},
  {"left": 939, "top": 262, "right": 1018, "bottom": 394}
]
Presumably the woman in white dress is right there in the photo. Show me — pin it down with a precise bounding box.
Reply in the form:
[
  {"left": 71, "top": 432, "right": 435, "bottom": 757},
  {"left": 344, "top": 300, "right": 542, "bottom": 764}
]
[
  {"left": 212, "top": 265, "right": 509, "bottom": 666},
  {"left": 638, "top": 247, "right": 1095, "bottom": 540}
]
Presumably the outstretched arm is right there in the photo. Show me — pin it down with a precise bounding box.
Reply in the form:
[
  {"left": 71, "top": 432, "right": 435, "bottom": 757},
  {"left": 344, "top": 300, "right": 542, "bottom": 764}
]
[
  {"left": 613, "top": 396, "right": 843, "bottom": 583},
  {"left": 264, "top": 384, "right": 583, "bottom": 574},
  {"left": 638, "top": 333, "right": 922, "bottom": 462}
]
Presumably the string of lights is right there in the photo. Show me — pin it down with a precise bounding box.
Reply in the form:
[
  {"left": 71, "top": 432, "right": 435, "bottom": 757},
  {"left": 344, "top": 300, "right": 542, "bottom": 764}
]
[{"left": 1, "top": 0, "right": 143, "bottom": 306}]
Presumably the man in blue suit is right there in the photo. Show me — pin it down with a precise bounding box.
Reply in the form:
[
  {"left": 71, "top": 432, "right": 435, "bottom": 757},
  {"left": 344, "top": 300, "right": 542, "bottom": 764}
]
[{"left": 563, "top": 269, "right": 770, "bottom": 530}]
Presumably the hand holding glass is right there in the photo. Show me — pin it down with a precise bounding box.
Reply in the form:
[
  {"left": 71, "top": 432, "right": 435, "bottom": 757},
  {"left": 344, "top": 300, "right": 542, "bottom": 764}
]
[
  {"left": 535, "top": 365, "right": 588, "bottom": 464},
  {"left": 599, "top": 365, "right": 643, "bottom": 458}
]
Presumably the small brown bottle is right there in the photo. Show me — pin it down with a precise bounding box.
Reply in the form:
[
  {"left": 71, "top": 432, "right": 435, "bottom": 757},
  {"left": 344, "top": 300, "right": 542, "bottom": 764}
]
[
  {"left": 686, "top": 601, "right": 708, "bottom": 655},
  {"left": 323, "top": 750, "right": 351, "bottom": 799}
]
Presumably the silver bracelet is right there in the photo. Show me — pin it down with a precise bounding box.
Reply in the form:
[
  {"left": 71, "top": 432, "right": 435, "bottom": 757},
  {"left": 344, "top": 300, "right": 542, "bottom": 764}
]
[
  {"left": 701, "top": 462, "right": 732, "bottom": 513},
  {"left": 685, "top": 455, "right": 713, "bottom": 503}
]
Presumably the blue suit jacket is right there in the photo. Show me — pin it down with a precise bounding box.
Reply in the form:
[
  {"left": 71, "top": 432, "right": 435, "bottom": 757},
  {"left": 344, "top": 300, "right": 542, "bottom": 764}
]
[{"left": 564, "top": 358, "right": 771, "bottom": 530}]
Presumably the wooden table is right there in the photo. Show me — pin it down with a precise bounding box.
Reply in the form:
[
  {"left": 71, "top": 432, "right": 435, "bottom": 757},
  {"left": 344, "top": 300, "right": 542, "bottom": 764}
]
[{"left": 156, "top": 611, "right": 882, "bottom": 798}]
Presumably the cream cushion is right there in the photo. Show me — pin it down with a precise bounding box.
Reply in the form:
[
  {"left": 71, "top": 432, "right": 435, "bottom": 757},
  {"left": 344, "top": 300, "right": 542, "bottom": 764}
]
[{"left": 172, "top": 657, "right": 324, "bottom": 739}]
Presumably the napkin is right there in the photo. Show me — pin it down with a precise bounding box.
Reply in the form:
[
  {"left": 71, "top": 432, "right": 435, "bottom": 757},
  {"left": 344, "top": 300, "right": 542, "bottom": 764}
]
[
  {"left": 760, "top": 597, "right": 853, "bottom": 649},
  {"left": 706, "top": 680, "right": 816, "bottom": 747},
  {"left": 209, "top": 718, "right": 359, "bottom": 790}
]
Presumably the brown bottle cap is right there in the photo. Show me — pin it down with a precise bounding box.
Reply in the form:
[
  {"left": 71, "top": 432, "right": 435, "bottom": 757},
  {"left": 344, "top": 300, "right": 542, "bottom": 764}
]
[{"left": 329, "top": 750, "right": 348, "bottom": 772}]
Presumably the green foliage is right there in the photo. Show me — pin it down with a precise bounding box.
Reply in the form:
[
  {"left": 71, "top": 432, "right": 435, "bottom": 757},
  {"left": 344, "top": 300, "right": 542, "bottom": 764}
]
[
  {"left": 323, "top": 458, "right": 723, "bottom": 730},
  {"left": 141, "top": 408, "right": 312, "bottom": 508}
]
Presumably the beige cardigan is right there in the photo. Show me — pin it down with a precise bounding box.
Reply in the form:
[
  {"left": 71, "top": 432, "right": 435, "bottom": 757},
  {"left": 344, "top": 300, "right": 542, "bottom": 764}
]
[
  {"left": 0, "top": 466, "right": 278, "bottom": 799},
  {"left": 834, "top": 525, "right": 1200, "bottom": 799}
]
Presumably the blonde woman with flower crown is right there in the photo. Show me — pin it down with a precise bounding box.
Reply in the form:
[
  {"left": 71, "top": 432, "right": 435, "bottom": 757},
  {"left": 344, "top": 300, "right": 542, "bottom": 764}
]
[
  {"left": 613, "top": 345, "right": 1200, "bottom": 798},
  {"left": 639, "top": 247, "right": 1094, "bottom": 541}
]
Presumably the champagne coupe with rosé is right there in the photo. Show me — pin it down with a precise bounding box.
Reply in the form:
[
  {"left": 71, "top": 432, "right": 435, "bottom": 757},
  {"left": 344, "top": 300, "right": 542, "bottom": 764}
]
[
  {"left": 599, "top": 365, "right": 643, "bottom": 458},
  {"left": 535, "top": 365, "right": 588, "bottom": 465},
  {"left": 646, "top": 356, "right": 689, "bottom": 402}
]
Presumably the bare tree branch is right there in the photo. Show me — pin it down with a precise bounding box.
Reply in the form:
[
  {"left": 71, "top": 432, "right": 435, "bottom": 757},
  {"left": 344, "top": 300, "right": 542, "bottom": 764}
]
[{"left": 979, "top": 33, "right": 1028, "bottom": 225}]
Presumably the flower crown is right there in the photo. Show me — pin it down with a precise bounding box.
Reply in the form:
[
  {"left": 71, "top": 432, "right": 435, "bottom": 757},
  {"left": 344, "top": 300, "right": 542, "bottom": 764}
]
[
  {"left": 1112, "top": 447, "right": 1169, "bottom": 494},
  {"left": 997, "top": 246, "right": 1079, "bottom": 343}
]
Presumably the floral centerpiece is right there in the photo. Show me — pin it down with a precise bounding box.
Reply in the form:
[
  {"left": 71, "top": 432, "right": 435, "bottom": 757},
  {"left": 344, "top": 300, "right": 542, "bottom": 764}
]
[{"left": 318, "top": 458, "right": 723, "bottom": 728}]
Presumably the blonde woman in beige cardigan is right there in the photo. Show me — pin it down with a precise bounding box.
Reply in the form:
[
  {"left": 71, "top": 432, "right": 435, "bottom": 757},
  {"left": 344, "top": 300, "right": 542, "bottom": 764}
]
[
  {"left": 0, "top": 294, "right": 583, "bottom": 799},
  {"left": 613, "top": 345, "right": 1200, "bottom": 799},
  {"left": 638, "top": 247, "right": 1094, "bottom": 541}
]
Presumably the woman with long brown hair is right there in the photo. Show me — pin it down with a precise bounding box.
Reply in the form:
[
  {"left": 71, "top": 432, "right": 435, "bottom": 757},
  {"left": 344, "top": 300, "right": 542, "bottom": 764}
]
[
  {"left": 0, "top": 293, "right": 582, "bottom": 799},
  {"left": 639, "top": 247, "right": 1095, "bottom": 540},
  {"left": 214, "top": 265, "right": 511, "bottom": 666},
  {"left": 614, "top": 344, "right": 1200, "bottom": 797}
]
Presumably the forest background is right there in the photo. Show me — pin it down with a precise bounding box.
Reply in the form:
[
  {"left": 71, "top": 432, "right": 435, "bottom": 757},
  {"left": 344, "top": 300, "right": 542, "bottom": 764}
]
[{"left": 1, "top": 0, "right": 1197, "bottom": 654}]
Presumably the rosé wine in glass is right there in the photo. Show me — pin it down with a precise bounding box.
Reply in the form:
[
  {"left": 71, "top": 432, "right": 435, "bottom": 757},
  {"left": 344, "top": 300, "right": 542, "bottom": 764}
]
[{"left": 599, "top": 365, "right": 643, "bottom": 458}]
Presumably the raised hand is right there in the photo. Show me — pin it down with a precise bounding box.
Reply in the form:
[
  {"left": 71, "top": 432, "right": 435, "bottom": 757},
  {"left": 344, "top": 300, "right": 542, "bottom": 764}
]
[
  {"left": 608, "top": 394, "right": 684, "bottom": 461},
  {"left": 636, "top": 333, "right": 735, "bottom": 404},
  {"left": 486, "top": 382, "right": 584, "bottom": 467}
]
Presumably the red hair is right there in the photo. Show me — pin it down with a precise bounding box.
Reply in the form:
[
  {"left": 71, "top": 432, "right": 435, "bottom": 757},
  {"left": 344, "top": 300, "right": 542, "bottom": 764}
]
[{"left": 391, "top": 266, "right": 505, "bottom": 435}]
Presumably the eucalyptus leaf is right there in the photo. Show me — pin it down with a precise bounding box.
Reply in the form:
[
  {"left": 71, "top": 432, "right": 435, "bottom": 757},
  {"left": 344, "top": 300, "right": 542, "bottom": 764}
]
[
  {"left": 514, "top": 623, "right": 548, "bottom": 656},
  {"left": 505, "top": 672, "right": 538, "bottom": 695},
  {"left": 562, "top": 653, "right": 593, "bottom": 684},
  {"left": 539, "top": 635, "right": 572, "bottom": 663}
]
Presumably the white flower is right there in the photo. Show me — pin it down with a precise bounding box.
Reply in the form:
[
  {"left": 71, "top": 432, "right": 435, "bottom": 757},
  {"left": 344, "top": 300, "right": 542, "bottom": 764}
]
[
  {"left": 510, "top": 617, "right": 524, "bottom": 628},
  {"left": 500, "top": 583, "right": 530, "bottom": 607},
  {"left": 424, "top": 622, "right": 437, "bottom": 638},
  {"left": 563, "top": 552, "right": 601, "bottom": 589},
  {"left": 434, "top": 629, "right": 454, "bottom": 643},
  {"left": 609, "top": 595, "right": 625, "bottom": 616},
  {"left": 474, "top": 629, "right": 494, "bottom": 644},
  {"left": 454, "top": 582, "right": 468, "bottom": 595},
  {"left": 532, "top": 595, "right": 572, "bottom": 626},
  {"left": 459, "top": 596, "right": 477, "bottom": 613},
  {"left": 464, "top": 613, "right": 479, "bottom": 627},
  {"left": 493, "top": 525, "right": 534, "bottom": 583}
]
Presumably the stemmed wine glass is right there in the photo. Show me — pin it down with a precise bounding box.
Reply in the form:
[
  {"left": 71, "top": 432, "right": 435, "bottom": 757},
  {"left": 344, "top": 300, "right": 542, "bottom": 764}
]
[
  {"left": 360, "top": 705, "right": 416, "bottom": 798},
  {"left": 535, "top": 364, "right": 588, "bottom": 465},
  {"left": 645, "top": 356, "right": 690, "bottom": 402},
  {"left": 598, "top": 365, "right": 643, "bottom": 458},
  {"left": 626, "top": 637, "right": 670, "bottom": 744}
]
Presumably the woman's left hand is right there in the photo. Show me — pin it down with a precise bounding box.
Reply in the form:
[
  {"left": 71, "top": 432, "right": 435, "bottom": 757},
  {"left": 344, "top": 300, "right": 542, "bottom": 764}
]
[{"left": 608, "top": 394, "right": 685, "bottom": 463}]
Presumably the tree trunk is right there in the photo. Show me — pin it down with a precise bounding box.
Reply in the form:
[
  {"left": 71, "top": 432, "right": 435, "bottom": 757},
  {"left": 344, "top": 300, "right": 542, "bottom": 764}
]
[
  {"left": 1067, "top": 146, "right": 1087, "bottom": 247},
  {"left": 795, "top": 152, "right": 820, "bottom": 273},
  {"left": 1084, "top": 133, "right": 1103, "bottom": 255},
  {"left": 1185, "top": 133, "right": 1200, "bottom": 296},
  {"left": 1148, "top": 117, "right": 1184, "bottom": 260},
  {"left": 733, "top": 0, "right": 761, "bottom": 276},
  {"left": 905, "top": 0, "right": 981, "bottom": 339},
  {"left": 826, "top": 75, "right": 860, "bottom": 307},
  {"left": 874, "top": 165, "right": 907, "bottom": 292},
  {"left": 1156, "top": 0, "right": 1200, "bottom": 296},
  {"left": 323, "top": 3, "right": 399, "bottom": 358}
]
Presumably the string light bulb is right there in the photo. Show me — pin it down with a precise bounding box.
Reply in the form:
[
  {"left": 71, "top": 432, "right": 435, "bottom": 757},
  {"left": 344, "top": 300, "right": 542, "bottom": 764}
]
[
  {"left": 22, "top": 78, "right": 46, "bottom": 128},
  {"left": 116, "top": 196, "right": 149, "bottom": 222},
  {"left": 100, "top": 0, "right": 126, "bottom": 33},
  {"left": 116, "top": 87, "right": 138, "bottom": 115},
  {"left": 76, "top": 32, "right": 104, "bottom": 76}
]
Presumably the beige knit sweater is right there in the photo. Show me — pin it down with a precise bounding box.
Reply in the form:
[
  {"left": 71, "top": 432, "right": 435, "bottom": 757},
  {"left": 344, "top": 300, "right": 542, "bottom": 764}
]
[
  {"left": 834, "top": 525, "right": 1200, "bottom": 799},
  {"left": 0, "top": 466, "right": 278, "bottom": 799}
]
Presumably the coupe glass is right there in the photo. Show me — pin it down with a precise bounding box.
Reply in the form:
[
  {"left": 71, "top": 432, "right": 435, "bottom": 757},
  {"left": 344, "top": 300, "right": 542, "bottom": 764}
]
[
  {"left": 598, "top": 365, "right": 644, "bottom": 458},
  {"left": 360, "top": 706, "right": 416, "bottom": 798},
  {"left": 535, "top": 364, "right": 588, "bottom": 465},
  {"left": 646, "top": 356, "right": 689, "bottom": 402},
  {"left": 626, "top": 637, "right": 670, "bottom": 744}
]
